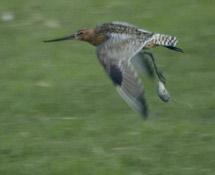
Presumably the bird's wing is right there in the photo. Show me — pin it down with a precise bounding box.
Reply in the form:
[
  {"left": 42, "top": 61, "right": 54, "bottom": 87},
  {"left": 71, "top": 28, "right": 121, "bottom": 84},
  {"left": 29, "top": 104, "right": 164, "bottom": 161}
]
[
  {"left": 111, "top": 21, "right": 151, "bottom": 33},
  {"left": 97, "top": 35, "right": 150, "bottom": 64},
  {"left": 96, "top": 37, "right": 149, "bottom": 118},
  {"left": 111, "top": 21, "right": 137, "bottom": 28},
  {"left": 117, "top": 60, "right": 148, "bottom": 117},
  {"left": 99, "top": 57, "right": 148, "bottom": 117},
  {"left": 131, "top": 51, "right": 155, "bottom": 78}
]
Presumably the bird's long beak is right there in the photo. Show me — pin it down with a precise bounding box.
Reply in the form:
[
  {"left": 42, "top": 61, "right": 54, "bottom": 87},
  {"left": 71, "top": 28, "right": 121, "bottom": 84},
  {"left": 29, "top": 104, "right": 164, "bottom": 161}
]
[{"left": 43, "top": 33, "right": 77, "bottom": 43}]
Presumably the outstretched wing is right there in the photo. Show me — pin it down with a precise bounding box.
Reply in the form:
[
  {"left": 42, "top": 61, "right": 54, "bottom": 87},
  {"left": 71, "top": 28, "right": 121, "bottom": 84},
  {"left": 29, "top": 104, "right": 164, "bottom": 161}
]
[
  {"left": 116, "top": 60, "right": 148, "bottom": 117},
  {"left": 96, "top": 35, "right": 149, "bottom": 118}
]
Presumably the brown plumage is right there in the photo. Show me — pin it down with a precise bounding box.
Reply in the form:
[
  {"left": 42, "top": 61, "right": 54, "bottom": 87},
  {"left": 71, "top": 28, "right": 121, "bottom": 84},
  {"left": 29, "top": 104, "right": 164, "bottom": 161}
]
[{"left": 44, "top": 21, "right": 183, "bottom": 118}]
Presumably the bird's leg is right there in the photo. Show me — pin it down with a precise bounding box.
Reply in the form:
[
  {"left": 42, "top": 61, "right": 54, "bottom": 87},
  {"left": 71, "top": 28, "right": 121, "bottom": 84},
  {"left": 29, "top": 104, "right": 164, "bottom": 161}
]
[{"left": 144, "top": 52, "right": 166, "bottom": 84}]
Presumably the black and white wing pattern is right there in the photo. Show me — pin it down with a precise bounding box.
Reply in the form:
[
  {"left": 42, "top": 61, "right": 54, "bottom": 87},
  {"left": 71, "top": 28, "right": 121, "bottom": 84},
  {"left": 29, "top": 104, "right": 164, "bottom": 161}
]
[{"left": 96, "top": 32, "right": 149, "bottom": 118}]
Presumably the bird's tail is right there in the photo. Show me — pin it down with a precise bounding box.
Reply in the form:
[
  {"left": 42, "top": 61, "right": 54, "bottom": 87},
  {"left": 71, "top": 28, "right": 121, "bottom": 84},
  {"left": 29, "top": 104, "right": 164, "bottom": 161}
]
[{"left": 151, "top": 33, "right": 183, "bottom": 53}]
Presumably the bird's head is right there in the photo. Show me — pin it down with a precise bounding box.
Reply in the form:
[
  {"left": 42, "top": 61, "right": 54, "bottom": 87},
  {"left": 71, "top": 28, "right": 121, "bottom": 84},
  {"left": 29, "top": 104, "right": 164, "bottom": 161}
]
[
  {"left": 76, "top": 29, "right": 95, "bottom": 42},
  {"left": 44, "top": 28, "right": 96, "bottom": 43}
]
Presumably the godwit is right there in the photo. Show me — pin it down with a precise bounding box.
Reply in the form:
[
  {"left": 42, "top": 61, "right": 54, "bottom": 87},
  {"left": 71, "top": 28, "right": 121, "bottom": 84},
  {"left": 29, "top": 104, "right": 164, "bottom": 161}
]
[{"left": 44, "top": 21, "right": 183, "bottom": 118}]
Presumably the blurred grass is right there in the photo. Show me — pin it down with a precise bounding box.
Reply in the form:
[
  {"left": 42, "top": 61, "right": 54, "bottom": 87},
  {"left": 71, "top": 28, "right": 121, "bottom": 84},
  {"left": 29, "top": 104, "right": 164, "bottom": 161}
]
[{"left": 0, "top": 0, "right": 215, "bottom": 174}]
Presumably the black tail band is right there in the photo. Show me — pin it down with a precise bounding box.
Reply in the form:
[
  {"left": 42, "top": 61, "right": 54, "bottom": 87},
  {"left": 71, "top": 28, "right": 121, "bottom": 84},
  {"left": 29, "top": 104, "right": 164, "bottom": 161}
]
[{"left": 164, "top": 46, "right": 184, "bottom": 53}]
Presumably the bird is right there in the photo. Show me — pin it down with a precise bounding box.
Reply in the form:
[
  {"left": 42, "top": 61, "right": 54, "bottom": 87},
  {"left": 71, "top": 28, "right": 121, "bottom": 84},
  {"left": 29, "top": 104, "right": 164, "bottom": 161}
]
[{"left": 44, "top": 21, "right": 183, "bottom": 118}]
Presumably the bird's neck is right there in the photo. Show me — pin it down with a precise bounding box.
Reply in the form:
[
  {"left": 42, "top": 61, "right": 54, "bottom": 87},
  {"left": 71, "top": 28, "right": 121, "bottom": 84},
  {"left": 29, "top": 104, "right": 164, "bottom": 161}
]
[
  {"left": 91, "top": 33, "right": 108, "bottom": 46},
  {"left": 81, "top": 29, "right": 108, "bottom": 46}
]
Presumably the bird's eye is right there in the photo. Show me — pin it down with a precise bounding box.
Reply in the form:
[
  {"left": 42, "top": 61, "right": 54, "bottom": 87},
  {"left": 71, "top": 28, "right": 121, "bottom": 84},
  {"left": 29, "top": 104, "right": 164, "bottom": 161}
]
[{"left": 78, "top": 31, "right": 84, "bottom": 35}]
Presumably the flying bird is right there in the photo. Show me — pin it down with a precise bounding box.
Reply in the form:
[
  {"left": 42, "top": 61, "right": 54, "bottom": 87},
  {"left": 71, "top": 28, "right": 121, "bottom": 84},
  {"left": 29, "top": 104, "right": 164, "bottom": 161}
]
[{"left": 44, "top": 21, "right": 183, "bottom": 118}]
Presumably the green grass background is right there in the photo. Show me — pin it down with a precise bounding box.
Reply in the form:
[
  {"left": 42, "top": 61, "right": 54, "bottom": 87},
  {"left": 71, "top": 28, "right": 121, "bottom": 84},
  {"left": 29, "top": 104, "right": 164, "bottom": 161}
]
[{"left": 0, "top": 0, "right": 215, "bottom": 174}]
